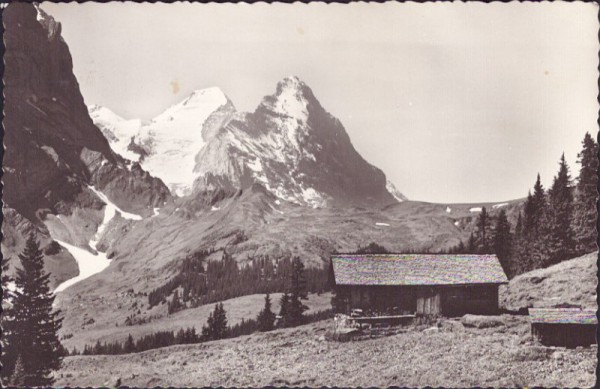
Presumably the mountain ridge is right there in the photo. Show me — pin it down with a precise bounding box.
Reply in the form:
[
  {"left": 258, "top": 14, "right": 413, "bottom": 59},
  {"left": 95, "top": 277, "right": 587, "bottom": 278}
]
[{"left": 91, "top": 75, "right": 406, "bottom": 207}]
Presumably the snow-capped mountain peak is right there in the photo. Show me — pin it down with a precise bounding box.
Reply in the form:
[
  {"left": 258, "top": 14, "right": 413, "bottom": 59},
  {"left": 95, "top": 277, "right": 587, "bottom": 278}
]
[
  {"left": 88, "top": 87, "right": 236, "bottom": 197},
  {"left": 88, "top": 105, "right": 142, "bottom": 161},
  {"left": 263, "top": 76, "right": 309, "bottom": 120},
  {"left": 192, "top": 76, "right": 400, "bottom": 208},
  {"left": 153, "top": 87, "right": 230, "bottom": 126}
]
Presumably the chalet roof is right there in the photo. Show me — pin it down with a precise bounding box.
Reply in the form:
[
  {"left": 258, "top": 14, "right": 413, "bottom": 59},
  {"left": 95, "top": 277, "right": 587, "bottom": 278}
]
[
  {"left": 528, "top": 308, "right": 598, "bottom": 325},
  {"left": 331, "top": 254, "right": 508, "bottom": 286}
]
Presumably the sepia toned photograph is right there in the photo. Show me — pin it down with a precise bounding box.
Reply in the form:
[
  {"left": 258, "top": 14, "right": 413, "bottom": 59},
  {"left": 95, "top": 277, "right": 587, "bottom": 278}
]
[{"left": 1, "top": 1, "right": 598, "bottom": 387}]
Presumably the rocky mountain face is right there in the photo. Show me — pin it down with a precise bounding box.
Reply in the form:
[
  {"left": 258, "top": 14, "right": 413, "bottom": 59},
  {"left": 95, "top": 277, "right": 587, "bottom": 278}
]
[
  {"left": 192, "top": 76, "right": 404, "bottom": 208},
  {"left": 2, "top": 3, "right": 171, "bottom": 286},
  {"left": 93, "top": 76, "right": 405, "bottom": 207}
]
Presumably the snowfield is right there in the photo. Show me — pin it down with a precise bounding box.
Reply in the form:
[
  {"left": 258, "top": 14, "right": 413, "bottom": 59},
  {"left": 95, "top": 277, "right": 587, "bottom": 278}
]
[
  {"left": 53, "top": 240, "right": 111, "bottom": 293},
  {"left": 376, "top": 222, "right": 390, "bottom": 226},
  {"left": 89, "top": 88, "right": 231, "bottom": 197},
  {"left": 470, "top": 207, "right": 482, "bottom": 212},
  {"left": 88, "top": 186, "right": 142, "bottom": 221},
  {"left": 53, "top": 187, "right": 142, "bottom": 293}
]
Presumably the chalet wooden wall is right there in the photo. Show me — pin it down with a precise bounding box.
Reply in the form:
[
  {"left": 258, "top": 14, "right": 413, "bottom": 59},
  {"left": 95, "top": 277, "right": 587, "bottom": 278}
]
[
  {"left": 341, "top": 284, "right": 500, "bottom": 317},
  {"left": 532, "top": 323, "right": 597, "bottom": 347}
]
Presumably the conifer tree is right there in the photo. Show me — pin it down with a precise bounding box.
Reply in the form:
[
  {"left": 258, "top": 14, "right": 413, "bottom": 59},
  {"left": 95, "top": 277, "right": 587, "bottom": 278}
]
[
  {"left": 467, "top": 233, "right": 477, "bottom": 253},
  {"left": 168, "top": 289, "right": 183, "bottom": 315},
  {"left": 493, "top": 209, "right": 513, "bottom": 276},
  {"left": 9, "top": 233, "right": 63, "bottom": 386},
  {"left": 1, "top": 257, "right": 16, "bottom": 382},
  {"left": 202, "top": 303, "right": 228, "bottom": 340},
  {"left": 124, "top": 334, "right": 136, "bottom": 353},
  {"left": 476, "top": 207, "right": 490, "bottom": 252},
  {"left": 521, "top": 175, "right": 548, "bottom": 269},
  {"left": 286, "top": 257, "right": 308, "bottom": 327},
  {"left": 9, "top": 354, "right": 28, "bottom": 387},
  {"left": 512, "top": 212, "right": 529, "bottom": 275},
  {"left": 545, "top": 154, "right": 575, "bottom": 265},
  {"left": 523, "top": 175, "right": 547, "bottom": 235},
  {"left": 278, "top": 292, "right": 290, "bottom": 327},
  {"left": 256, "top": 294, "right": 276, "bottom": 332},
  {"left": 573, "top": 132, "right": 599, "bottom": 254}
]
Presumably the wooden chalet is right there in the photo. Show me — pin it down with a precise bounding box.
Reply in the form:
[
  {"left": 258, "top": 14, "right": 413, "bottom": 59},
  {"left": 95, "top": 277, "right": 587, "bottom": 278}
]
[
  {"left": 331, "top": 254, "right": 509, "bottom": 317},
  {"left": 529, "top": 308, "right": 597, "bottom": 348}
]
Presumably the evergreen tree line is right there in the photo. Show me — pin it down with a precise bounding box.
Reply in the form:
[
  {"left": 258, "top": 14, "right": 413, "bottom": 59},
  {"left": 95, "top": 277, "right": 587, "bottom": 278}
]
[
  {"left": 1, "top": 234, "right": 65, "bottom": 386},
  {"left": 78, "top": 258, "right": 332, "bottom": 355},
  {"left": 74, "top": 307, "right": 334, "bottom": 356},
  {"left": 150, "top": 252, "right": 329, "bottom": 315},
  {"left": 75, "top": 327, "right": 200, "bottom": 356},
  {"left": 448, "top": 133, "right": 598, "bottom": 278}
]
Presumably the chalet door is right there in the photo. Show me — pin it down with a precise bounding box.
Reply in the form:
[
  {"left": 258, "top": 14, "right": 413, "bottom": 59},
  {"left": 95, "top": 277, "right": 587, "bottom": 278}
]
[{"left": 417, "top": 288, "right": 440, "bottom": 316}]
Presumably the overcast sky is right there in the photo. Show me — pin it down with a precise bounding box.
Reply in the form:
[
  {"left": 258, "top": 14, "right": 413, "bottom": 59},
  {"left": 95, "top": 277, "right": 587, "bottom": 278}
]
[{"left": 42, "top": 1, "right": 598, "bottom": 203}]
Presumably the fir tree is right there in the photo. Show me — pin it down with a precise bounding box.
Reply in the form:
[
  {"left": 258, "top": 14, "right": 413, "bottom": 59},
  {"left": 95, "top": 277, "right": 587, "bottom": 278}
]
[
  {"left": 278, "top": 292, "right": 290, "bottom": 327},
  {"left": 476, "top": 207, "right": 490, "bottom": 252},
  {"left": 202, "top": 303, "right": 228, "bottom": 340},
  {"left": 1, "top": 257, "right": 16, "bottom": 382},
  {"left": 521, "top": 175, "right": 548, "bottom": 269},
  {"left": 124, "top": 334, "right": 136, "bottom": 353},
  {"left": 512, "top": 212, "right": 529, "bottom": 275},
  {"left": 9, "top": 233, "right": 64, "bottom": 386},
  {"left": 9, "top": 354, "right": 28, "bottom": 387},
  {"left": 467, "top": 233, "right": 477, "bottom": 253},
  {"left": 493, "top": 209, "right": 513, "bottom": 277},
  {"left": 285, "top": 257, "right": 308, "bottom": 327},
  {"left": 256, "top": 294, "right": 276, "bottom": 332},
  {"left": 573, "top": 132, "right": 599, "bottom": 254},
  {"left": 545, "top": 154, "right": 575, "bottom": 265},
  {"left": 168, "top": 289, "right": 183, "bottom": 315}
]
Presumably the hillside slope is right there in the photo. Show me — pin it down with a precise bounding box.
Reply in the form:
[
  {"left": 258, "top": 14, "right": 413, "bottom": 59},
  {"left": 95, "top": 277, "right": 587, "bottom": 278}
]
[
  {"left": 60, "top": 292, "right": 332, "bottom": 352},
  {"left": 54, "top": 195, "right": 521, "bottom": 343},
  {"left": 500, "top": 251, "right": 598, "bottom": 311},
  {"left": 56, "top": 251, "right": 598, "bottom": 387},
  {"left": 56, "top": 316, "right": 596, "bottom": 388}
]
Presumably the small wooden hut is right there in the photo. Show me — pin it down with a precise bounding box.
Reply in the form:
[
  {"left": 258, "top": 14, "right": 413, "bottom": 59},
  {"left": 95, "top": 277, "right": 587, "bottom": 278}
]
[
  {"left": 529, "top": 308, "right": 597, "bottom": 348},
  {"left": 331, "top": 254, "right": 509, "bottom": 317}
]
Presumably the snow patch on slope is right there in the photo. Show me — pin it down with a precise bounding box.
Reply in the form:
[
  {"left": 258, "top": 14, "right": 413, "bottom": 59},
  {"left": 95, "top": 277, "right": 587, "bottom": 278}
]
[
  {"left": 493, "top": 203, "right": 509, "bottom": 209},
  {"left": 53, "top": 187, "right": 142, "bottom": 293},
  {"left": 88, "top": 186, "right": 142, "bottom": 221},
  {"left": 470, "top": 207, "right": 482, "bottom": 213},
  {"left": 376, "top": 222, "right": 390, "bottom": 227},
  {"left": 53, "top": 240, "right": 111, "bottom": 293}
]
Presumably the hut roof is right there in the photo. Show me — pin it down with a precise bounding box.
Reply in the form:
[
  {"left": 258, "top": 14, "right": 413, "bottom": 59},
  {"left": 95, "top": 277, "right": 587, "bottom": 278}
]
[
  {"left": 331, "top": 254, "right": 508, "bottom": 286},
  {"left": 528, "top": 308, "right": 598, "bottom": 325}
]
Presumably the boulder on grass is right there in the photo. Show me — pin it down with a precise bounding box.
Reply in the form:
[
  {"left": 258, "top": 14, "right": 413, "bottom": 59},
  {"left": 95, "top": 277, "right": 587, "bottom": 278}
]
[{"left": 460, "top": 314, "right": 505, "bottom": 328}]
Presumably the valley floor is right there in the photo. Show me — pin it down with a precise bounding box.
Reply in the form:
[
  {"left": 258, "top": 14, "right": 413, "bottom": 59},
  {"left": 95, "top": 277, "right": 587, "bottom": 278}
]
[{"left": 55, "top": 314, "right": 597, "bottom": 388}]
